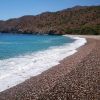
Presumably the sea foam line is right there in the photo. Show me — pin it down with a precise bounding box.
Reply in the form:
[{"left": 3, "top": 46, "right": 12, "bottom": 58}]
[{"left": 0, "top": 36, "right": 87, "bottom": 92}]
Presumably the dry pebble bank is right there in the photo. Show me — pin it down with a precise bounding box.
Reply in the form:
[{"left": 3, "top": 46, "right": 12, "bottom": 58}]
[{"left": 0, "top": 38, "right": 100, "bottom": 100}]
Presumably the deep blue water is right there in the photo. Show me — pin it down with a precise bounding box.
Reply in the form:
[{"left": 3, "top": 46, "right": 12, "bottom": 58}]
[{"left": 0, "top": 33, "right": 75, "bottom": 60}]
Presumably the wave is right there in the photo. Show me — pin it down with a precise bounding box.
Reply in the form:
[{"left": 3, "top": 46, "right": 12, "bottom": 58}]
[{"left": 0, "top": 36, "right": 87, "bottom": 92}]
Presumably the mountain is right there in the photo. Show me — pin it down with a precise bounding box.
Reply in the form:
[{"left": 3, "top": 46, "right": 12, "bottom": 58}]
[{"left": 0, "top": 5, "right": 100, "bottom": 35}]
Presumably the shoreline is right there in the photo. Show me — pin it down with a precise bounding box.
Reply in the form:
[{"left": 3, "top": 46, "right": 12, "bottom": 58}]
[
  {"left": 0, "top": 35, "right": 100, "bottom": 99},
  {"left": 0, "top": 35, "right": 86, "bottom": 92}
]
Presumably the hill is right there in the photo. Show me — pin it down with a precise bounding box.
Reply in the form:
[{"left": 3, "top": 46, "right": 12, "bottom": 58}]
[{"left": 0, "top": 5, "right": 100, "bottom": 35}]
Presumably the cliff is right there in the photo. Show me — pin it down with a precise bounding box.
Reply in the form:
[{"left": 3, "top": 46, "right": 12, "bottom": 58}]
[{"left": 0, "top": 5, "right": 100, "bottom": 35}]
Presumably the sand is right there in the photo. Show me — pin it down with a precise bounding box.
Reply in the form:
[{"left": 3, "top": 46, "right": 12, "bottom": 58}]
[{"left": 0, "top": 35, "right": 100, "bottom": 100}]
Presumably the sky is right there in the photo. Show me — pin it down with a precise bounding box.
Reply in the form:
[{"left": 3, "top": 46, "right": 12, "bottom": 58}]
[{"left": 0, "top": 0, "right": 100, "bottom": 20}]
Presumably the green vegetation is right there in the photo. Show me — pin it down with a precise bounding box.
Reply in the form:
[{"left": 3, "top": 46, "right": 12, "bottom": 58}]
[
  {"left": 65, "top": 25, "right": 100, "bottom": 35},
  {"left": 0, "top": 5, "right": 100, "bottom": 35}
]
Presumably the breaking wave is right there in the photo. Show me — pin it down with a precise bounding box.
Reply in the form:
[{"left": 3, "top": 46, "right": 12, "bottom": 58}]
[{"left": 0, "top": 36, "right": 87, "bottom": 92}]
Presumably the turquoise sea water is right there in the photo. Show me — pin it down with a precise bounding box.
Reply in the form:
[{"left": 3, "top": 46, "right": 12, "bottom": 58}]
[
  {"left": 0, "top": 33, "right": 75, "bottom": 60},
  {"left": 0, "top": 33, "right": 87, "bottom": 92}
]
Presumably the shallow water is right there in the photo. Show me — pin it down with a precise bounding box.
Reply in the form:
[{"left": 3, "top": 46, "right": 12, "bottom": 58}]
[
  {"left": 0, "top": 34, "right": 74, "bottom": 60},
  {"left": 0, "top": 33, "right": 86, "bottom": 92}
]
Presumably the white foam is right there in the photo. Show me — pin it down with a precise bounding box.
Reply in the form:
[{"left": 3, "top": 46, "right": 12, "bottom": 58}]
[{"left": 0, "top": 36, "right": 87, "bottom": 92}]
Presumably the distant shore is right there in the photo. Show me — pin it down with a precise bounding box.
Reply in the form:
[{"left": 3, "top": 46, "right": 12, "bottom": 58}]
[
  {"left": 0, "top": 35, "right": 100, "bottom": 100},
  {"left": 66, "top": 34, "right": 100, "bottom": 40}
]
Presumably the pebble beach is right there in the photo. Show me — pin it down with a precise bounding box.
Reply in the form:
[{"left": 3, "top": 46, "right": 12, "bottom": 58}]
[{"left": 0, "top": 35, "right": 100, "bottom": 100}]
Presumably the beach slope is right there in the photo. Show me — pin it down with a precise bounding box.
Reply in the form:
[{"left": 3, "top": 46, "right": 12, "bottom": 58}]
[{"left": 0, "top": 35, "right": 100, "bottom": 100}]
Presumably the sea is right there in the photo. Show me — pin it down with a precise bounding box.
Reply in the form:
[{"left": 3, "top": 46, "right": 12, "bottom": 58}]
[{"left": 0, "top": 33, "right": 86, "bottom": 92}]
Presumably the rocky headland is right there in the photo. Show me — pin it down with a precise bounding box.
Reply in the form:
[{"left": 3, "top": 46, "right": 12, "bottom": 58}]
[{"left": 0, "top": 5, "right": 100, "bottom": 35}]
